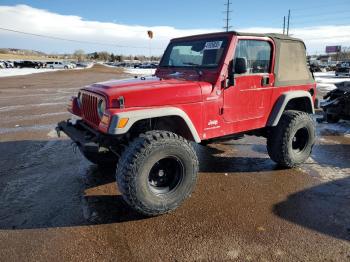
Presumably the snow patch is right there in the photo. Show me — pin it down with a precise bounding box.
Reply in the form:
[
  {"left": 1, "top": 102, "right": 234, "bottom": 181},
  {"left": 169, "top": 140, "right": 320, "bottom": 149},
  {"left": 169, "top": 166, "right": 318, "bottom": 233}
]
[
  {"left": 0, "top": 68, "right": 61, "bottom": 78},
  {"left": 306, "top": 157, "right": 350, "bottom": 182},
  {"left": 314, "top": 72, "right": 350, "bottom": 92},
  {"left": 0, "top": 65, "right": 93, "bottom": 78}
]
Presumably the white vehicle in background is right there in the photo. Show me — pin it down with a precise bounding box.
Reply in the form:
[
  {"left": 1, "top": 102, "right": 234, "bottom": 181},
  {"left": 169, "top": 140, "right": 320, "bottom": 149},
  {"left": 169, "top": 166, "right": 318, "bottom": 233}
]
[
  {"left": 0, "top": 61, "right": 5, "bottom": 69},
  {"left": 69, "top": 62, "right": 77, "bottom": 68},
  {"left": 46, "top": 61, "right": 75, "bottom": 69}
]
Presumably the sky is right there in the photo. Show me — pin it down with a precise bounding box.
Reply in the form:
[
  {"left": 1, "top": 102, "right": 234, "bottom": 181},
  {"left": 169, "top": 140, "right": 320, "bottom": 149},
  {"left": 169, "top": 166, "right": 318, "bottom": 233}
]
[{"left": 0, "top": 0, "right": 349, "bottom": 55}]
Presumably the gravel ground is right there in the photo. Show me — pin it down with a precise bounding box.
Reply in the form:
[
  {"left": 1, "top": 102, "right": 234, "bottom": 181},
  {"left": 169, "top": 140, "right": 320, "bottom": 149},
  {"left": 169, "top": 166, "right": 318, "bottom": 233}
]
[{"left": 0, "top": 66, "right": 349, "bottom": 261}]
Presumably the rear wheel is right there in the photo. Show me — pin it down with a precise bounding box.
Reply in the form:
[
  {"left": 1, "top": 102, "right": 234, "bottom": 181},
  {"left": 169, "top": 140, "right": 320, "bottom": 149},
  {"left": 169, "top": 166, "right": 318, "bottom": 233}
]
[
  {"left": 116, "top": 131, "right": 199, "bottom": 216},
  {"left": 267, "top": 110, "right": 315, "bottom": 168}
]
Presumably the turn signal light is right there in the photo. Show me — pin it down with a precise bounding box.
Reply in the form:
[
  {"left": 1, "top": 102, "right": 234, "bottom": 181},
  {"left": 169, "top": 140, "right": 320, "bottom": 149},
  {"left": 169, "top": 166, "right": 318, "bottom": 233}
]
[{"left": 117, "top": 118, "right": 129, "bottom": 128}]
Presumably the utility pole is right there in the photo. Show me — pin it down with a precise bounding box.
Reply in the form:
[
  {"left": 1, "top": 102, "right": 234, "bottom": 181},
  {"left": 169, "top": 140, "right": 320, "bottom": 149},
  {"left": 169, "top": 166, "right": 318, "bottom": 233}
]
[
  {"left": 287, "top": 9, "right": 291, "bottom": 36},
  {"left": 223, "top": 0, "right": 232, "bottom": 32},
  {"left": 283, "top": 16, "right": 286, "bottom": 35},
  {"left": 147, "top": 30, "right": 153, "bottom": 62}
]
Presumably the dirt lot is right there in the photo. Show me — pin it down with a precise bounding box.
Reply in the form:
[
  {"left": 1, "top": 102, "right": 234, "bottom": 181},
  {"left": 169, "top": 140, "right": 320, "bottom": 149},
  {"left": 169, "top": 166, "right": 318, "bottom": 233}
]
[{"left": 0, "top": 65, "right": 349, "bottom": 261}]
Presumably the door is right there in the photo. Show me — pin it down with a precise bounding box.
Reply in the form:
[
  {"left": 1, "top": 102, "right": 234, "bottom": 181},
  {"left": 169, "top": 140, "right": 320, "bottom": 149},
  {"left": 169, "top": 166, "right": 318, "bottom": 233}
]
[{"left": 223, "top": 39, "right": 274, "bottom": 130}]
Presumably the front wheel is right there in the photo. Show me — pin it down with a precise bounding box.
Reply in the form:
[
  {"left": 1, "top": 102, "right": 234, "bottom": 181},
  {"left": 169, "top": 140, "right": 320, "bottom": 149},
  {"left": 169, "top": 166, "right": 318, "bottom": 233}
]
[
  {"left": 267, "top": 110, "right": 315, "bottom": 168},
  {"left": 116, "top": 131, "right": 199, "bottom": 216}
]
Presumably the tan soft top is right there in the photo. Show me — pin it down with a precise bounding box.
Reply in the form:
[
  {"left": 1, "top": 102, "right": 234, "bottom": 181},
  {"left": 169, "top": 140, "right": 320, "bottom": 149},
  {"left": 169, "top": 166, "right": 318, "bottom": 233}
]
[{"left": 235, "top": 32, "right": 314, "bottom": 86}]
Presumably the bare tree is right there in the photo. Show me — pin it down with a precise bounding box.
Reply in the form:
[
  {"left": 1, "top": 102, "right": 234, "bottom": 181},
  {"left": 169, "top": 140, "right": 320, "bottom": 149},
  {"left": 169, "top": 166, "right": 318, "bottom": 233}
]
[
  {"left": 97, "top": 51, "right": 110, "bottom": 61},
  {"left": 73, "top": 49, "right": 86, "bottom": 62}
]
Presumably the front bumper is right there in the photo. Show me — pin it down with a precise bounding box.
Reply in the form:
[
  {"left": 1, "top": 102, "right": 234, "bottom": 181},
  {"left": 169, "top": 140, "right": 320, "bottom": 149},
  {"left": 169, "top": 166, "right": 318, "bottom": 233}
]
[{"left": 56, "top": 119, "right": 100, "bottom": 153}]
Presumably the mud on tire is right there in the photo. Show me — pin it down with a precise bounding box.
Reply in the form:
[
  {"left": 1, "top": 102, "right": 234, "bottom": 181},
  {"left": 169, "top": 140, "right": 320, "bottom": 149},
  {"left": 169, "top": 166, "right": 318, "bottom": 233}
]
[
  {"left": 267, "top": 110, "right": 315, "bottom": 168},
  {"left": 116, "top": 130, "right": 199, "bottom": 216}
]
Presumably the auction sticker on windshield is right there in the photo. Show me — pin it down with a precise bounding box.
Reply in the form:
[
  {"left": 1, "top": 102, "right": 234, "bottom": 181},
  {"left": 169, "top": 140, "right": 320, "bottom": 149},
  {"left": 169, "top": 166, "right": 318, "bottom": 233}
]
[{"left": 204, "top": 41, "right": 223, "bottom": 50}]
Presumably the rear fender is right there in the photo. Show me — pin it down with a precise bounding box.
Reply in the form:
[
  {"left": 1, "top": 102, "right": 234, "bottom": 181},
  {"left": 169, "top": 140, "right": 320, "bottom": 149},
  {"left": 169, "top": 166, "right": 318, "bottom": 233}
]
[{"left": 267, "top": 91, "right": 315, "bottom": 126}]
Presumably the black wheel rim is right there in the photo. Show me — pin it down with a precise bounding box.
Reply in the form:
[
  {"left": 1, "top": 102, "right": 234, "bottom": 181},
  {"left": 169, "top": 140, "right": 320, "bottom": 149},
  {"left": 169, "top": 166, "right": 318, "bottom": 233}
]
[
  {"left": 148, "top": 156, "right": 184, "bottom": 195},
  {"left": 292, "top": 127, "right": 309, "bottom": 154}
]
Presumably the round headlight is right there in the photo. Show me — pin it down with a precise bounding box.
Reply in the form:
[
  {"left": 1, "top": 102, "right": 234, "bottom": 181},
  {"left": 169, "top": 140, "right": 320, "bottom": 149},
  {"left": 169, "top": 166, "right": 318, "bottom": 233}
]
[{"left": 97, "top": 99, "right": 106, "bottom": 119}]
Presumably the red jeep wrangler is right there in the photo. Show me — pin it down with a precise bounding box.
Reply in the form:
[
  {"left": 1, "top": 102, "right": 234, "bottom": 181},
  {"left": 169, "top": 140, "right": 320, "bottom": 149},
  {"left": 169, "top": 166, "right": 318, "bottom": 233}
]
[{"left": 58, "top": 31, "right": 316, "bottom": 216}]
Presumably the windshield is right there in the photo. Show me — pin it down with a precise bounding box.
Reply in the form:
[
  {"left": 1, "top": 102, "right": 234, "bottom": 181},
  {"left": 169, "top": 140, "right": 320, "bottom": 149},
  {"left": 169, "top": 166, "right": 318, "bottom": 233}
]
[{"left": 159, "top": 37, "right": 228, "bottom": 69}]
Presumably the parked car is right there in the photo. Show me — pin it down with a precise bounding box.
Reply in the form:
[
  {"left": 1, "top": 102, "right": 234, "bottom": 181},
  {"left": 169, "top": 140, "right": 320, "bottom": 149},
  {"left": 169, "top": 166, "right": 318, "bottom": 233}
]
[
  {"left": 335, "top": 66, "right": 350, "bottom": 77},
  {"left": 138, "top": 63, "right": 158, "bottom": 69},
  {"left": 69, "top": 62, "right": 77, "bottom": 68},
  {"left": 4, "top": 61, "right": 14, "bottom": 68},
  {"left": 46, "top": 61, "right": 74, "bottom": 69},
  {"left": 0, "top": 61, "right": 5, "bottom": 69},
  {"left": 76, "top": 62, "right": 91, "bottom": 68},
  {"left": 14, "top": 61, "right": 44, "bottom": 69}
]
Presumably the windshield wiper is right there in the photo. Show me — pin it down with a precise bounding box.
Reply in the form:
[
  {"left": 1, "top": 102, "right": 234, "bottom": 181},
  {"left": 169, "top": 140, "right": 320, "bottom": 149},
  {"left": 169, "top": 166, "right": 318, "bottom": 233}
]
[
  {"left": 182, "top": 62, "right": 201, "bottom": 66},
  {"left": 181, "top": 62, "right": 203, "bottom": 77}
]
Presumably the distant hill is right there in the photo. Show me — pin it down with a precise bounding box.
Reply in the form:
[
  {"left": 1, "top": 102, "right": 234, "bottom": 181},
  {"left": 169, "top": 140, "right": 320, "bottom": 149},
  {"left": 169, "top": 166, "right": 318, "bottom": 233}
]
[
  {"left": 0, "top": 48, "right": 70, "bottom": 61},
  {"left": 0, "top": 48, "right": 47, "bottom": 56}
]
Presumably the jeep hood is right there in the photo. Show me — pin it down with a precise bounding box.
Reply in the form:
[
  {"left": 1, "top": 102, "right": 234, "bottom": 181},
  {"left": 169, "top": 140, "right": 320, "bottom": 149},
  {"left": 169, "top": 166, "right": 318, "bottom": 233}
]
[{"left": 82, "top": 76, "right": 204, "bottom": 108}]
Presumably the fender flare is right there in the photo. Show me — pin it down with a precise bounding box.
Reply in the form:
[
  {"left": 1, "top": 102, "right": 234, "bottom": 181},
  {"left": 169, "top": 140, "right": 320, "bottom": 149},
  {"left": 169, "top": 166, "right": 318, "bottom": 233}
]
[
  {"left": 267, "top": 91, "right": 315, "bottom": 126},
  {"left": 108, "top": 107, "right": 201, "bottom": 143}
]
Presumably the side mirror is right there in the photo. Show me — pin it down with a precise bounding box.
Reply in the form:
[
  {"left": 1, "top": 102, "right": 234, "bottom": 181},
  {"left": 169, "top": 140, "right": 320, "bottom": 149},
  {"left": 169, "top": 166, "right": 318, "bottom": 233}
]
[
  {"left": 235, "top": 57, "right": 247, "bottom": 74},
  {"left": 224, "top": 60, "right": 234, "bottom": 88}
]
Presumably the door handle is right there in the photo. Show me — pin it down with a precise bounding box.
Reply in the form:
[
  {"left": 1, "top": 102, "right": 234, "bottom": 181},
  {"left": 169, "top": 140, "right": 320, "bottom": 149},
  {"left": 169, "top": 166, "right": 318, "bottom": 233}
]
[{"left": 261, "top": 76, "right": 270, "bottom": 86}]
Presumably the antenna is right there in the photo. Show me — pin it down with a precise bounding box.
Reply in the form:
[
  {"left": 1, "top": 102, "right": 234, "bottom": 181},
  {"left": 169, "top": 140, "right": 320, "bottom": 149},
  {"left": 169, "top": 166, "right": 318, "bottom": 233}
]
[{"left": 223, "top": 0, "right": 233, "bottom": 32}]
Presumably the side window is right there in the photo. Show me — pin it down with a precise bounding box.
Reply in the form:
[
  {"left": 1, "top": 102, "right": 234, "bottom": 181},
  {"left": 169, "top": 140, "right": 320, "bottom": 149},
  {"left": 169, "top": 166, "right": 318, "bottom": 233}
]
[{"left": 234, "top": 40, "right": 272, "bottom": 74}]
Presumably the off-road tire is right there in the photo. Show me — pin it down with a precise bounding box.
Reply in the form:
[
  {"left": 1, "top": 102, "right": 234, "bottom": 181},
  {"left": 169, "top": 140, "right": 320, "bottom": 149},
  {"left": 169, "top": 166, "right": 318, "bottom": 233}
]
[
  {"left": 80, "top": 148, "right": 118, "bottom": 169},
  {"left": 116, "top": 130, "right": 199, "bottom": 216},
  {"left": 267, "top": 110, "right": 315, "bottom": 168}
]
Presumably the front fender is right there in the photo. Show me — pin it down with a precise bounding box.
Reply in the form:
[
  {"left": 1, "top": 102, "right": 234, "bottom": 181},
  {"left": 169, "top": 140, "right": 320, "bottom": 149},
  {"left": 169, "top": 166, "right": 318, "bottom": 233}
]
[{"left": 107, "top": 107, "right": 201, "bottom": 143}]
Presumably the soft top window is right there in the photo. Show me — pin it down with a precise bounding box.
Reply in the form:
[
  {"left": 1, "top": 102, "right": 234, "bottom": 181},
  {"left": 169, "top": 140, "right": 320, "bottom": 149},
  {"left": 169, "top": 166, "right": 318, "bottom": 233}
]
[{"left": 234, "top": 40, "right": 272, "bottom": 74}]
